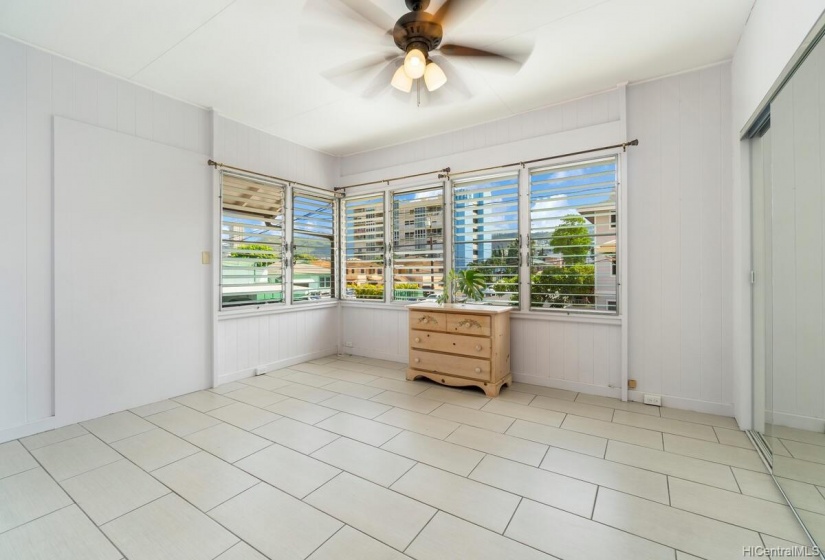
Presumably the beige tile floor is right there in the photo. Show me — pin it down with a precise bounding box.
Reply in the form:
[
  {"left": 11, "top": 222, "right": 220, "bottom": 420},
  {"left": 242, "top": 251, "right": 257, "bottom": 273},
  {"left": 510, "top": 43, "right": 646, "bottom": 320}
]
[{"left": 0, "top": 355, "right": 821, "bottom": 560}]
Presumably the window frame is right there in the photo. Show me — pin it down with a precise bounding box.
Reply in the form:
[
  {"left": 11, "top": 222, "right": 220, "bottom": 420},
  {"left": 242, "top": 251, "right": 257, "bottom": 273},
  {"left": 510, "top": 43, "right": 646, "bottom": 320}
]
[
  {"left": 526, "top": 154, "right": 620, "bottom": 316},
  {"left": 337, "top": 149, "right": 624, "bottom": 320},
  {"left": 219, "top": 171, "right": 287, "bottom": 311},
  {"left": 450, "top": 171, "right": 521, "bottom": 307},
  {"left": 290, "top": 188, "right": 337, "bottom": 306},
  {"left": 342, "top": 193, "right": 388, "bottom": 303},
  {"left": 390, "top": 183, "right": 446, "bottom": 304}
]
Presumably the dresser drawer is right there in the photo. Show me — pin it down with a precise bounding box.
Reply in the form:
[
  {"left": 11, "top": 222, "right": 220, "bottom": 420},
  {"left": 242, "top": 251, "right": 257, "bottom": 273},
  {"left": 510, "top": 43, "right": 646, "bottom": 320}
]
[
  {"left": 410, "top": 349, "right": 491, "bottom": 381},
  {"left": 446, "top": 313, "right": 491, "bottom": 337},
  {"left": 410, "top": 330, "right": 491, "bottom": 358},
  {"left": 409, "top": 310, "right": 446, "bottom": 332}
]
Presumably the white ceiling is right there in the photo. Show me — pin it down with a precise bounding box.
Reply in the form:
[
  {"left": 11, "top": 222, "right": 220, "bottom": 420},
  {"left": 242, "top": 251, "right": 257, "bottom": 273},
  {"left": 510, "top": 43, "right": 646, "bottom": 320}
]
[{"left": 0, "top": 0, "right": 754, "bottom": 155}]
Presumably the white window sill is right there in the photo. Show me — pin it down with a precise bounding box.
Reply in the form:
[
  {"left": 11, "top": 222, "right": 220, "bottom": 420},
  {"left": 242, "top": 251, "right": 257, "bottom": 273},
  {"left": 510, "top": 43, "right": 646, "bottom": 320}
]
[{"left": 218, "top": 301, "right": 338, "bottom": 320}]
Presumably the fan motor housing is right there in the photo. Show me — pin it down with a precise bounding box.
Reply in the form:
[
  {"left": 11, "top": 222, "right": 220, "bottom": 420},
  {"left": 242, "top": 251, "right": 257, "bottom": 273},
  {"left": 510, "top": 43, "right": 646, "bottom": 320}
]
[{"left": 393, "top": 11, "right": 443, "bottom": 53}]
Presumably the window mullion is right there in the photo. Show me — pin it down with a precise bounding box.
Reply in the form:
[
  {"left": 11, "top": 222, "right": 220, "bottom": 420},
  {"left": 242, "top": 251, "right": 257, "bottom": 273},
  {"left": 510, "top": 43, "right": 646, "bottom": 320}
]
[
  {"left": 284, "top": 184, "right": 294, "bottom": 307},
  {"left": 384, "top": 191, "right": 392, "bottom": 303},
  {"left": 518, "top": 167, "right": 530, "bottom": 313}
]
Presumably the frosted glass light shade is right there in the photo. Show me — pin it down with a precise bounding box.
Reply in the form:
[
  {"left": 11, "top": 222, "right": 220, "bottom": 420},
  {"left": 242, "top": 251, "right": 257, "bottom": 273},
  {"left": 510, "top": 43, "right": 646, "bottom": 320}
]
[
  {"left": 404, "top": 47, "right": 426, "bottom": 79},
  {"left": 424, "top": 61, "right": 447, "bottom": 91},
  {"left": 391, "top": 66, "right": 413, "bottom": 92}
]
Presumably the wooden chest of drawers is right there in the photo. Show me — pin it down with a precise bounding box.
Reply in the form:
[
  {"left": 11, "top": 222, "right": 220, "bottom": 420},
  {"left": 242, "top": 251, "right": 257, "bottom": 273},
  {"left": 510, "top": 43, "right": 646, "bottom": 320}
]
[{"left": 406, "top": 303, "right": 511, "bottom": 397}]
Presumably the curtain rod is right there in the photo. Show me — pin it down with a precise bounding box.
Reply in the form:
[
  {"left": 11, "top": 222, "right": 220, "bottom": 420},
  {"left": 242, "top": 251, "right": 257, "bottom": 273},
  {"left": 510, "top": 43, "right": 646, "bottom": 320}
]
[
  {"left": 207, "top": 159, "right": 339, "bottom": 197},
  {"left": 334, "top": 167, "right": 451, "bottom": 192},
  {"left": 335, "top": 139, "right": 639, "bottom": 191}
]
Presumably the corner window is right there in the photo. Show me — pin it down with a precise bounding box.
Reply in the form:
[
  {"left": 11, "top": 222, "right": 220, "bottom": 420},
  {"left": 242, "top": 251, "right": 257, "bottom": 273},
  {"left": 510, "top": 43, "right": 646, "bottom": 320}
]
[
  {"left": 220, "top": 173, "right": 285, "bottom": 309},
  {"left": 292, "top": 191, "right": 335, "bottom": 303}
]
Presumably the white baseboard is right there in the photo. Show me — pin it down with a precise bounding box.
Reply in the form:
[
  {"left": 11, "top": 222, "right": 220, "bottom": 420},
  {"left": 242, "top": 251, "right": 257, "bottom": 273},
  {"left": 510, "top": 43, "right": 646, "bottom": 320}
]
[
  {"left": 772, "top": 411, "right": 825, "bottom": 433},
  {"left": 0, "top": 417, "right": 62, "bottom": 445},
  {"left": 628, "top": 390, "right": 735, "bottom": 417},
  {"left": 513, "top": 373, "right": 735, "bottom": 418},
  {"left": 346, "top": 347, "right": 408, "bottom": 364},
  {"left": 513, "top": 373, "right": 622, "bottom": 398},
  {"left": 215, "top": 346, "right": 339, "bottom": 386}
]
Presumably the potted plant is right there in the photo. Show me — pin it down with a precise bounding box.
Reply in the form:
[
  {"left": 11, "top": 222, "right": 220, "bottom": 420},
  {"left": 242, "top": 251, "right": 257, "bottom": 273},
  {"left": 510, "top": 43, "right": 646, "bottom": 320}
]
[{"left": 437, "top": 269, "right": 487, "bottom": 304}]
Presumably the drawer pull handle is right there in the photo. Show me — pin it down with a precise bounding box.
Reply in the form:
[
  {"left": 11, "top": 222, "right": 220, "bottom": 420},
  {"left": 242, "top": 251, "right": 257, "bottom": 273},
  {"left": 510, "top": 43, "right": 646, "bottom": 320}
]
[
  {"left": 475, "top": 345, "right": 482, "bottom": 351},
  {"left": 414, "top": 358, "right": 420, "bottom": 363},
  {"left": 475, "top": 367, "right": 482, "bottom": 373},
  {"left": 417, "top": 315, "right": 438, "bottom": 325},
  {"left": 457, "top": 319, "right": 482, "bottom": 329},
  {"left": 414, "top": 337, "right": 420, "bottom": 343}
]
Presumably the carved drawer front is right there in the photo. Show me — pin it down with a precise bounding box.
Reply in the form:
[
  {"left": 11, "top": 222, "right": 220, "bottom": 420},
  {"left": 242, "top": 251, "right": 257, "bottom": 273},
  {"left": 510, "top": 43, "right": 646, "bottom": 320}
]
[
  {"left": 446, "top": 313, "right": 491, "bottom": 337},
  {"left": 410, "top": 330, "right": 491, "bottom": 358},
  {"left": 409, "top": 349, "right": 491, "bottom": 381},
  {"left": 409, "top": 311, "right": 446, "bottom": 332}
]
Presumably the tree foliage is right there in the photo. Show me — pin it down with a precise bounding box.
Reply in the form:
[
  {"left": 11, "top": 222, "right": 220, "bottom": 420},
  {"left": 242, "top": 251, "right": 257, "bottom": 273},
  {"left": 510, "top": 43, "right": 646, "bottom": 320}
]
[
  {"left": 549, "top": 215, "right": 592, "bottom": 264},
  {"left": 228, "top": 244, "right": 278, "bottom": 267}
]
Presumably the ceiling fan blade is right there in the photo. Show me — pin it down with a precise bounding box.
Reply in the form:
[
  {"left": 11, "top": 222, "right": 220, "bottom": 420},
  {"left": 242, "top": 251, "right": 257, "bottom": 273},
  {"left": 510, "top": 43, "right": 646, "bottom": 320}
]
[
  {"left": 439, "top": 42, "right": 531, "bottom": 73},
  {"left": 362, "top": 59, "right": 402, "bottom": 98},
  {"left": 432, "top": 0, "right": 485, "bottom": 28},
  {"left": 322, "top": 53, "right": 399, "bottom": 90},
  {"left": 336, "top": 0, "right": 395, "bottom": 35}
]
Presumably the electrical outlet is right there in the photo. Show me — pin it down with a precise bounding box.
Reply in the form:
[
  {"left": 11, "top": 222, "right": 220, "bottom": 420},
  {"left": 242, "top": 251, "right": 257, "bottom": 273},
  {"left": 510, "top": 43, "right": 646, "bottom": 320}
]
[
  {"left": 344, "top": 341, "right": 354, "bottom": 348},
  {"left": 643, "top": 393, "right": 662, "bottom": 406}
]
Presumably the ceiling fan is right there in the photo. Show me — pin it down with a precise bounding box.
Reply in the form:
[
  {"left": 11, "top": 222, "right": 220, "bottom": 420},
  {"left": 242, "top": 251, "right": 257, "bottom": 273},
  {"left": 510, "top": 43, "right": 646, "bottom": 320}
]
[{"left": 317, "top": 0, "right": 531, "bottom": 102}]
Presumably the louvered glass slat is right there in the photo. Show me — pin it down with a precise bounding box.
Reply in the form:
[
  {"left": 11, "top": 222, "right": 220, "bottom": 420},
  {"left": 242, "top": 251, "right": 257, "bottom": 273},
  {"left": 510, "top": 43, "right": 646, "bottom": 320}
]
[
  {"left": 293, "top": 191, "right": 335, "bottom": 303},
  {"left": 221, "top": 173, "right": 286, "bottom": 308},
  {"left": 392, "top": 186, "right": 444, "bottom": 302},
  {"left": 529, "top": 156, "right": 618, "bottom": 313},
  {"left": 344, "top": 194, "right": 385, "bottom": 301},
  {"left": 453, "top": 173, "right": 519, "bottom": 306}
]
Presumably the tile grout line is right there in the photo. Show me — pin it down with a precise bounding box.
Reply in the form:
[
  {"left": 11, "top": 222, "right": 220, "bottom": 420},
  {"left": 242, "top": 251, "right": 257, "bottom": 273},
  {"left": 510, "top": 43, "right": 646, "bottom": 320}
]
[
  {"left": 0, "top": 503, "right": 75, "bottom": 538},
  {"left": 21, "top": 440, "right": 130, "bottom": 559},
  {"left": 590, "top": 486, "right": 601, "bottom": 520},
  {"left": 501, "top": 496, "right": 524, "bottom": 535}
]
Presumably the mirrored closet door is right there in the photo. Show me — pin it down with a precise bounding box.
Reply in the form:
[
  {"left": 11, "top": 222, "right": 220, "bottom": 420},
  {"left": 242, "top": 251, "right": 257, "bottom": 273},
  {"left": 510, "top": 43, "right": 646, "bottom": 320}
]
[{"left": 752, "top": 28, "right": 825, "bottom": 557}]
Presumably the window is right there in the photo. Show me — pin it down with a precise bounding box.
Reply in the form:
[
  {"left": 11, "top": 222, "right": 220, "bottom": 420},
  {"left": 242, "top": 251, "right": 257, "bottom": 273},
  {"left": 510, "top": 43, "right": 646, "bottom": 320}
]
[
  {"left": 393, "top": 187, "right": 444, "bottom": 301},
  {"left": 344, "top": 194, "right": 385, "bottom": 300},
  {"left": 453, "top": 173, "right": 519, "bottom": 305},
  {"left": 529, "top": 156, "right": 618, "bottom": 313},
  {"left": 292, "top": 191, "right": 335, "bottom": 303},
  {"left": 220, "top": 173, "right": 285, "bottom": 308}
]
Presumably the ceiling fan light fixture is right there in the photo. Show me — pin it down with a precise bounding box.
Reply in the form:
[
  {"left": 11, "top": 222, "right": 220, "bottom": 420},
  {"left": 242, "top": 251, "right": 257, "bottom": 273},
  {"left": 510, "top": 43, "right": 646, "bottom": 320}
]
[
  {"left": 403, "top": 46, "right": 427, "bottom": 79},
  {"left": 424, "top": 61, "right": 447, "bottom": 91},
  {"left": 391, "top": 65, "right": 413, "bottom": 92}
]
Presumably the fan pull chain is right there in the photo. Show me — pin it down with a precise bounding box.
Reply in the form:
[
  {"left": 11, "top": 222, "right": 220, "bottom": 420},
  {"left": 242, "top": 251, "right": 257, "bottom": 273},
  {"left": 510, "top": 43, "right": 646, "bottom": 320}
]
[{"left": 417, "top": 78, "right": 421, "bottom": 107}]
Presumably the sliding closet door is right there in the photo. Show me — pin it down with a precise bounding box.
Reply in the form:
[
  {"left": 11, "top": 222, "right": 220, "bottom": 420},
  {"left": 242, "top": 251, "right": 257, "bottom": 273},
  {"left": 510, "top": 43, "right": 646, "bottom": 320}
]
[{"left": 751, "top": 129, "right": 773, "bottom": 440}]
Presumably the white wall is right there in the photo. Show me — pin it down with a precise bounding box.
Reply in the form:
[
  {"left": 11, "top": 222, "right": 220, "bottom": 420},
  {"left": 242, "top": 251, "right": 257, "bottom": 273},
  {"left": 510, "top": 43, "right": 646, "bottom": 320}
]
[
  {"left": 731, "top": 0, "right": 825, "bottom": 133},
  {"left": 626, "top": 64, "right": 734, "bottom": 413},
  {"left": 0, "top": 35, "right": 341, "bottom": 441},
  {"left": 0, "top": 35, "right": 212, "bottom": 440},
  {"left": 730, "top": 0, "right": 825, "bottom": 429},
  {"left": 54, "top": 117, "right": 212, "bottom": 424}
]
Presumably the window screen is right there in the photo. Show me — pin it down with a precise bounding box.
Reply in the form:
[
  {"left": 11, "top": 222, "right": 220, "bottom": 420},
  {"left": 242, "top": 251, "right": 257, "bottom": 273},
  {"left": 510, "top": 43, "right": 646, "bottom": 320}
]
[
  {"left": 220, "top": 173, "right": 285, "bottom": 308},
  {"left": 392, "top": 187, "right": 444, "bottom": 302},
  {"left": 292, "top": 191, "right": 335, "bottom": 303},
  {"left": 453, "top": 173, "right": 519, "bottom": 305},
  {"left": 344, "top": 194, "right": 385, "bottom": 301},
  {"left": 529, "top": 156, "right": 618, "bottom": 312}
]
